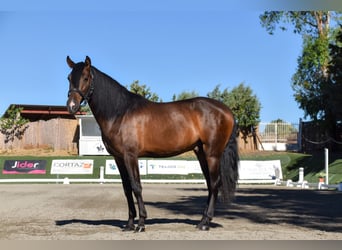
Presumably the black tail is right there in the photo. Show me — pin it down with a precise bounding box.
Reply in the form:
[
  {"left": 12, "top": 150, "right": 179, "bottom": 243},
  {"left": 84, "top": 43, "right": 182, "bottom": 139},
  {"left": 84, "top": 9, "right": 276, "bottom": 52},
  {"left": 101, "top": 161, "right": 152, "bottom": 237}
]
[{"left": 219, "top": 120, "right": 239, "bottom": 203}]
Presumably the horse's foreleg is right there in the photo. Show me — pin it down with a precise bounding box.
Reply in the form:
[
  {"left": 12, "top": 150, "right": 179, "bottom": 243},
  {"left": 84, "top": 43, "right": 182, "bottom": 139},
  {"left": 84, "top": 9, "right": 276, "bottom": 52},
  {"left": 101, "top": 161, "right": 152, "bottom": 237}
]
[
  {"left": 124, "top": 155, "right": 147, "bottom": 232},
  {"left": 121, "top": 180, "right": 136, "bottom": 231},
  {"left": 115, "top": 157, "right": 136, "bottom": 231}
]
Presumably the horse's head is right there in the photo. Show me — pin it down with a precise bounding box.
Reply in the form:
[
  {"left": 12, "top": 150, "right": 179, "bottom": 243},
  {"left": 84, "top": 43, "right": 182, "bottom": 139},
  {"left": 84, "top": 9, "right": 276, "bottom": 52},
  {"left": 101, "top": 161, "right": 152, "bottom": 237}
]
[{"left": 66, "top": 56, "right": 94, "bottom": 114}]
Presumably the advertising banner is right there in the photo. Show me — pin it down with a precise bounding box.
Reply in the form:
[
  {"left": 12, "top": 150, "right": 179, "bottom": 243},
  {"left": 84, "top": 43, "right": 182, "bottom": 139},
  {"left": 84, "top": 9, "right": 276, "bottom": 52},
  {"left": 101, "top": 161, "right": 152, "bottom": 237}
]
[
  {"left": 147, "top": 160, "right": 190, "bottom": 175},
  {"left": 186, "top": 161, "right": 202, "bottom": 174},
  {"left": 103, "top": 159, "right": 282, "bottom": 179},
  {"left": 2, "top": 160, "right": 47, "bottom": 174},
  {"left": 51, "top": 159, "right": 94, "bottom": 174},
  {"left": 79, "top": 139, "right": 110, "bottom": 156},
  {"left": 105, "top": 160, "right": 147, "bottom": 175},
  {"left": 238, "top": 160, "right": 282, "bottom": 180}
]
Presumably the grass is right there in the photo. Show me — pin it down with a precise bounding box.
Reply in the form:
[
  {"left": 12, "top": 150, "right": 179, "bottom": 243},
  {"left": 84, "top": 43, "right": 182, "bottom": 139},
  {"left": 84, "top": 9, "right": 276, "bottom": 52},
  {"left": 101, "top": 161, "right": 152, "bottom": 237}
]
[
  {"left": 1, "top": 151, "right": 342, "bottom": 184},
  {"left": 241, "top": 151, "right": 342, "bottom": 184},
  {"left": 289, "top": 152, "right": 342, "bottom": 184}
]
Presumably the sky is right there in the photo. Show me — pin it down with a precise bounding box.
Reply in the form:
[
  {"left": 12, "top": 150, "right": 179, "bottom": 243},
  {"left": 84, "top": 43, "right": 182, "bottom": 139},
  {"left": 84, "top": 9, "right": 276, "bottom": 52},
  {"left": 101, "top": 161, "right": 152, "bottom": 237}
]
[{"left": 1, "top": 1, "right": 332, "bottom": 123}]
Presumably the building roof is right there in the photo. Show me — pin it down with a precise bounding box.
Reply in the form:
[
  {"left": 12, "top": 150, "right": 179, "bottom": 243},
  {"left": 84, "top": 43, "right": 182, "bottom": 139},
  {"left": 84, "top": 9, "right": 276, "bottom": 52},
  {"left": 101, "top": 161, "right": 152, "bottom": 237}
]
[{"left": 2, "top": 104, "right": 86, "bottom": 121}]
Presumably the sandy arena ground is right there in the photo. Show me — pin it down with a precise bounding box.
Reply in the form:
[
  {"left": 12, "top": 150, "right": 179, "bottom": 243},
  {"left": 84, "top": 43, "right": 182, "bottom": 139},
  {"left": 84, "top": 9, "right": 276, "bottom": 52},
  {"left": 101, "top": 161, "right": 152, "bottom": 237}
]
[{"left": 0, "top": 183, "right": 341, "bottom": 240}]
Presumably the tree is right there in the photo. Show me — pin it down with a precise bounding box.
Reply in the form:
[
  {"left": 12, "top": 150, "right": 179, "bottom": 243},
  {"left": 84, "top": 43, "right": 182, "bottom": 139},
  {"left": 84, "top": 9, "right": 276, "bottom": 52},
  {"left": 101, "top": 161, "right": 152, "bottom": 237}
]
[
  {"left": 207, "top": 84, "right": 229, "bottom": 102},
  {"left": 260, "top": 11, "right": 333, "bottom": 106},
  {"left": 292, "top": 34, "right": 330, "bottom": 120},
  {"left": 260, "top": 11, "right": 331, "bottom": 37},
  {"left": 172, "top": 90, "right": 199, "bottom": 101},
  {"left": 328, "top": 26, "right": 342, "bottom": 122},
  {"left": 128, "top": 80, "right": 162, "bottom": 102},
  {"left": 207, "top": 83, "right": 261, "bottom": 142},
  {"left": 0, "top": 105, "right": 29, "bottom": 146},
  {"left": 260, "top": 11, "right": 342, "bottom": 143},
  {"left": 80, "top": 104, "right": 92, "bottom": 115}
]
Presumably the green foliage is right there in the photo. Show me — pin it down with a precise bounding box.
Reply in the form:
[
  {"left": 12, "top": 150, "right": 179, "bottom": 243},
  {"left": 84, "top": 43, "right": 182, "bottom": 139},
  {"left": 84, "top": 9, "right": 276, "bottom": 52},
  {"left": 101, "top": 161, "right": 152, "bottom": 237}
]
[
  {"left": 285, "top": 151, "right": 342, "bottom": 184},
  {"left": 0, "top": 105, "right": 29, "bottom": 144},
  {"left": 291, "top": 35, "right": 330, "bottom": 120},
  {"left": 226, "top": 83, "right": 261, "bottom": 127},
  {"left": 80, "top": 104, "right": 92, "bottom": 114},
  {"left": 128, "top": 80, "right": 162, "bottom": 102},
  {"left": 260, "top": 11, "right": 335, "bottom": 121},
  {"left": 172, "top": 90, "right": 199, "bottom": 101},
  {"left": 207, "top": 83, "right": 261, "bottom": 141},
  {"left": 260, "top": 11, "right": 331, "bottom": 36},
  {"left": 327, "top": 26, "right": 342, "bottom": 122},
  {"left": 207, "top": 84, "right": 229, "bottom": 102}
]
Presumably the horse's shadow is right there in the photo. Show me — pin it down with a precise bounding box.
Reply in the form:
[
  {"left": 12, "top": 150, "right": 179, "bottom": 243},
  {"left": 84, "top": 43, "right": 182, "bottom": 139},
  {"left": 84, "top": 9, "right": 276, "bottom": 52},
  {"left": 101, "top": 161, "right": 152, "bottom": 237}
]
[
  {"left": 55, "top": 218, "right": 222, "bottom": 229},
  {"left": 55, "top": 191, "right": 223, "bottom": 229}
]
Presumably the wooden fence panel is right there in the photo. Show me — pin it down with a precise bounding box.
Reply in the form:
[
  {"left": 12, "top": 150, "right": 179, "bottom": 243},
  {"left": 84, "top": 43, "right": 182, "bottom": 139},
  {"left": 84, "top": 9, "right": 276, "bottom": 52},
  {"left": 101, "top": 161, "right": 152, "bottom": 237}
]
[
  {"left": 237, "top": 132, "right": 259, "bottom": 152},
  {"left": 0, "top": 118, "right": 78, "bottom": 153}
]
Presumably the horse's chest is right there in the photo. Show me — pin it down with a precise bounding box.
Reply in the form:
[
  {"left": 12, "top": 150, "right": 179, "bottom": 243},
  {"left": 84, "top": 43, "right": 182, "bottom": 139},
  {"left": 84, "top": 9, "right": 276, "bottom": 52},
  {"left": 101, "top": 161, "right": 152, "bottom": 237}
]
[{"left": 100, "top": 135, "right": 121, "bottom": 157}]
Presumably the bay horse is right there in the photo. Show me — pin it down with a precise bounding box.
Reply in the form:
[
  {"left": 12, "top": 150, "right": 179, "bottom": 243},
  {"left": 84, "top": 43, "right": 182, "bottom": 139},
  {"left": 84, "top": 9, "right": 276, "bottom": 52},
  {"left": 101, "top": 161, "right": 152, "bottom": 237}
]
[{"left": 66, "top": 56, "right": 239, "bottom": 232}]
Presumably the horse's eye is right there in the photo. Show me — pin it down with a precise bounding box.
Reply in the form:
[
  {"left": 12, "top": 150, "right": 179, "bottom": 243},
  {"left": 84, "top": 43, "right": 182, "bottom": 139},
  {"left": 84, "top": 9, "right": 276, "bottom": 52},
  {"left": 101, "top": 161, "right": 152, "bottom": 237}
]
[{"left": 84, "top": 78, "right": 89, "bottom": 81}]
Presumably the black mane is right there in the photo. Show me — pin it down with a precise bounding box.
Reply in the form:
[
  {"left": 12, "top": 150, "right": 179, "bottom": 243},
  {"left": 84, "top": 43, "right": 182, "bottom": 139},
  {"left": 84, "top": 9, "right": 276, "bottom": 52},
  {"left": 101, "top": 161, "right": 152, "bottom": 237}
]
[{"left": 89, "top": 66, "right": 149, "bottom": 120}]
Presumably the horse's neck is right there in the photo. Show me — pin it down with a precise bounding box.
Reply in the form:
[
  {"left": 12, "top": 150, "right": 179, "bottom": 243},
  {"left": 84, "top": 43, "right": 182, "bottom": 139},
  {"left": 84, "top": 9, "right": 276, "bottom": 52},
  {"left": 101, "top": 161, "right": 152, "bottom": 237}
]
[{"left": 88, "top": 68, "right": 144, "bottom": 122}]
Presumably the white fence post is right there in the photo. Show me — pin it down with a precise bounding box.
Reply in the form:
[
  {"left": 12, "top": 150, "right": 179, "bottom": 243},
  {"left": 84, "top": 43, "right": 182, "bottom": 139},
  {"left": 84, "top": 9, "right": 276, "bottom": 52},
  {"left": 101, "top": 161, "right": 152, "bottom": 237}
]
[
  {"left": 99, "top": 166, "right": 105, "bottom": 184},
  {"left": 275, "top": 122, "right": 278, "bottom": 150},
  {"left": 299, "top": 167, "right": 304, "bottom": 183}
]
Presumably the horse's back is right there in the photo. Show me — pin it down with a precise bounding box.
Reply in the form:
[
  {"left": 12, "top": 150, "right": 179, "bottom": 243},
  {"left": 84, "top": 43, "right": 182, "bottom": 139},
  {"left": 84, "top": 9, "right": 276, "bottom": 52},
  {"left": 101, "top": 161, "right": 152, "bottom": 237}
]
[
  {"left": 146, "top": 97, "right": 235, "bottom": 145},
  {"left": 166, "top": 97, "right": 234, "bottom": 128},
  {"left": 151, "top": 97, "right": 233, "bottom": 116},
  {"left": 144, "top": 97, "right": 234, "bottom": 129}
]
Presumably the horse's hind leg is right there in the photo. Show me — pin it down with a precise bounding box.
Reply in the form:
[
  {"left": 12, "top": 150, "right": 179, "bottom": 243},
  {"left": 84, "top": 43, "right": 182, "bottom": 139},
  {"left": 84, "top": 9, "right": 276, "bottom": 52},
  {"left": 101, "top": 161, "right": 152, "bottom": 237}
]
[{"left": 194, "top": 145, "right": 220, "bottom": 230}]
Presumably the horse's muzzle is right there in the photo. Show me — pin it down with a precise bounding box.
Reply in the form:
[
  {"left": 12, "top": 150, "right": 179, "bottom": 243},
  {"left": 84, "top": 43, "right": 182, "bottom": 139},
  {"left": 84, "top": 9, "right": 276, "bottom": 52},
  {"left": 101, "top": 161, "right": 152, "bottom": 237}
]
[{"left": 67, "top": 98, "right": 80, "bottom": 115}]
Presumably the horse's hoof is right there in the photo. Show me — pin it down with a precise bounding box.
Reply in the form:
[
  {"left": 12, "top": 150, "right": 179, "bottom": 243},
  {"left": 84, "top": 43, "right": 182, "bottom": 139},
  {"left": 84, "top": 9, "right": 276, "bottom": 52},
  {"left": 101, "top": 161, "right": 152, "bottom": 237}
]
[
  {"left": 196, "top": 224, "right": 210, "bottom": 231},
  {"left": 122, "top": 224, "right": 135, "bottom": 232},
  {"left": 134, "top": 225, "right": 146, "bottom": 233}
]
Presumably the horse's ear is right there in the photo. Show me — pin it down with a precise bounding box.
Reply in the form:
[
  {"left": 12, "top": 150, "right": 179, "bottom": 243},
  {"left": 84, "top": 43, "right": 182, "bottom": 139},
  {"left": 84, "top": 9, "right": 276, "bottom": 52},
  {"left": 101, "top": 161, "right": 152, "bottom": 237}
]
[
  {"left": 85, "top": 56, "right": 91, "bottom": 68},
  {"left": 66, "top": 56, "right": 75, "bottom": 68}
]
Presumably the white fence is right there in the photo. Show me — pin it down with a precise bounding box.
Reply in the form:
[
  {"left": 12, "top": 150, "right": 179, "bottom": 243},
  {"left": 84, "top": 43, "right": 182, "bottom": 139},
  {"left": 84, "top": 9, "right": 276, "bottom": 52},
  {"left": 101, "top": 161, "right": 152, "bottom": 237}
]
[
  {"left": 258, "top": 122, "right": 299, "bottom": 151},
  {"left": 0, "top": 160, "right": 283, "bottom": 185}
]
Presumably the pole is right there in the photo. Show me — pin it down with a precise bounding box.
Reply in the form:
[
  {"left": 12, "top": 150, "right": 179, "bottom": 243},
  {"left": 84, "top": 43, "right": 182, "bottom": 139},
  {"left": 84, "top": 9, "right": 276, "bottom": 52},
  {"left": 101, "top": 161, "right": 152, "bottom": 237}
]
[
  {"left": 298, "top": 118, "right": 302, "bottom": 152},
  {"left": 325, "top": 148, "right": 329, "bottom": 185},
  {"left": 299, "top": 167, "right": 304, "bottom": 183},
  {"left": 275, "top": 122, "right": 278, "bottom": 150},
  {"left": 99, "top": 166, "right": 105, "bottom": 184}
]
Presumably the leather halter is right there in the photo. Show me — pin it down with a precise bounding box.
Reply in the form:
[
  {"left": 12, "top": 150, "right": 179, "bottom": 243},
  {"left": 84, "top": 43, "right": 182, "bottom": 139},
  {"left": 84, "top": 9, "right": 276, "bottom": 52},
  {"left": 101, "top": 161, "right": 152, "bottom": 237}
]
[{"left": 68, "top": 70, "right": 95, "bottom": 104}]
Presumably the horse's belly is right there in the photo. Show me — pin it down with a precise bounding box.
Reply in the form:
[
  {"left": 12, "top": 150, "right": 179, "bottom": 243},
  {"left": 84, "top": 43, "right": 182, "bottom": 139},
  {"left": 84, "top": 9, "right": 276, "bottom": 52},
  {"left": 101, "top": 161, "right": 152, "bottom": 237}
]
[{"left": 140, "top": 130, "right": 198, "bottom": 157}]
